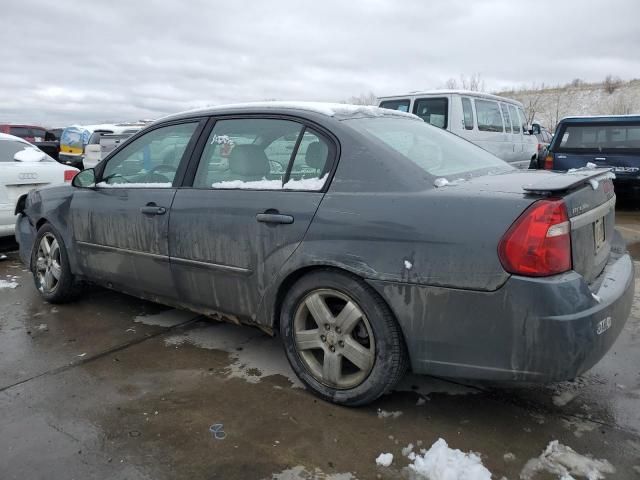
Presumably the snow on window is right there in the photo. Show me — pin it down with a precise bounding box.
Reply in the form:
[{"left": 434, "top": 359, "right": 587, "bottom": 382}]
[
  {"left": 211, "top": 174, "right": 328, "bottom": 191},
  {"left": 96, "top": 182, "right": 173, "bottom": 188}
]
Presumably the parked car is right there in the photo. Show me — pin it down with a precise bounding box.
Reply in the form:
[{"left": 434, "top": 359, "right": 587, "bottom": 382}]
[
  {"left": 378, "top": 91, "right": 538, "bottom": 169},
  {"left": 83, "top": 129, "right": 142, "bottom": 169},
  {"left": 543, "top": 116, "right": 640, "bottom": 189},
  {"left": 531, "top": 121, "right": 553, "bottom": 168},
  {"left": 59, "top": 123, "right": 145, "bottom": 169},
  {"left": 0, "top": 124, "right": 50, "bottom": 143},
  {"left": 15, "top": 102, "right": 633, "bottom": 406},
  {"left": 0, "top": 133, "right": 77, "bottom": 237}
]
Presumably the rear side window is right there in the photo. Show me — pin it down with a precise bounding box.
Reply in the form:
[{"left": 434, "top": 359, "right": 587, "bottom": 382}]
[
  {"left": 193, "top": 118, "right": 330, "bottom": 191},
  {"left": 500, "top": 104, "right": 512, "bottom": 133},
  {"left": 0, "top": 140, "right": 33, "bottom": 161},
  {"left": 518, "top": 107, "right": 528, "bottom": 133},
  {"left": 475, "top": 100, "right": 504, "bottom": 132},
  {"left": 461, "top": 97, "right": 474, "bottom": 130},
  {"left": 557, "top": 124, "right": 640, "bottom": 152},
  {"left": 508, "top": 105, "right": 521, "bottom": 134},
  {"left": 413, "top": 98, "right": 448, "bottom": 128},
  {"left": 379, "top": 99, "right": 410, "bottom": 113}
]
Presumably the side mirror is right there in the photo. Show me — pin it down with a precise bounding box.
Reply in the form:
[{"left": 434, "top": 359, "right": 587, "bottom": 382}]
[
  {"left": 72, "top": 168, "right": 96, "bottom": 188},
  {"left": 14, "top": 148, "right": 46, "bottom": 162},
  {"left": 531, "top": 124, "right": 541, "bottom": 135}
]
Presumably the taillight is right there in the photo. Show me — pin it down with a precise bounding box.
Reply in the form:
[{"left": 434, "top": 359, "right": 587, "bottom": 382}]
[
  {"left": 498, "top": 199, "right": 571, "bottom": 277},
  {"left": 543, "top": 154, "right": 554, "bottom": 170},
  {"left": 64, "top": 170, "right": 77, "bottom": 182}
]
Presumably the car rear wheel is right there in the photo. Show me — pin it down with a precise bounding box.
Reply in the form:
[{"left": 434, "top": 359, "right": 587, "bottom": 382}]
[
  {"left": 31, "top": 224, "right": 79, "bottom": 303},
  {"left": 280, "top": 270, "right": 407, "bottom": 406}
]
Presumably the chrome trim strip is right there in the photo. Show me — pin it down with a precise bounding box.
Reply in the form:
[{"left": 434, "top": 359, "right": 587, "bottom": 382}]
[
  {"left": 570, "top": 196, "right": 616, "bottom": 230},
  {"left": 76, "top": 241, "right": 251, "bottom": 273},
  {"left": 76, "top": 241, "right": 169, "bottom": 261},
  {"left": 170, "top": 256, "right": 251, "bottom": 274}
]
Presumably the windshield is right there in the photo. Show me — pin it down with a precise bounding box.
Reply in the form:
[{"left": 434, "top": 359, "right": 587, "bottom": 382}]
[
  {"left": 557, "top": 123, "right": 640, "bottom": 153},
  {"left": 346, "top": 117, "right": 511, "bottom": 178}
]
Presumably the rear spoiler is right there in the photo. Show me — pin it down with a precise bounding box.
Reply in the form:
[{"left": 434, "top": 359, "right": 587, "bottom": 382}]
[{"left": 522, "top": 168, "right": 615, "bottom": 194}]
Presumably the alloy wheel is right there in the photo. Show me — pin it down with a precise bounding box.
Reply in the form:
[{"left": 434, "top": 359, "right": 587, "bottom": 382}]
[
  {"left": 293, "top": 289, "right": 375, "bottom": 389},
  {"left": 35, "top": 233, "right": 61, "bottom": 294}
]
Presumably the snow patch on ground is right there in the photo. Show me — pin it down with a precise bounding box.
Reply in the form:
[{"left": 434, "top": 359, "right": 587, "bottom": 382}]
[
  {"left": 553, "top": 390, "right": 579, "bottom": 407},
  {"left": 407, "top": 438, "right": 491, "bottom": 480},
  {"left": 165, "top": 322, "right": 303, "bottom": 387},
  {"left": 377, "top": 409, "right": 403, "bottom": 419},
  {"left": 0, "top": 279, "right": 19, "bottom": 289},
  {"left": 267, "top": 465, "right": 356, "bottom": 479},
  {"left": 134, "top": 309, "right": 197, "bottom": 328},
  {"left": 376, "top": 453, "right": 394, "bottom": 467},
  {"left": 520, "top": 440, "right": 615, "bottom": 479},
  {"left": 562, "top": 417, "right": 597, "bottom": 438}
]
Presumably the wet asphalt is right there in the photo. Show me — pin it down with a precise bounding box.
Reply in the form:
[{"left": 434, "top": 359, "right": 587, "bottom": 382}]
[{"left": 1, "top": 204, "right": 640, "bottom": 479}]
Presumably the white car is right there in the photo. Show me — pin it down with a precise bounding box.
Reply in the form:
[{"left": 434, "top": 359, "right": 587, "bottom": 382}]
[
  {"left": 0, "top": 133, "right": 78, "bottom": 237},
  {"left": 378, "top": 90, "right": 538, "bottom": 169}
]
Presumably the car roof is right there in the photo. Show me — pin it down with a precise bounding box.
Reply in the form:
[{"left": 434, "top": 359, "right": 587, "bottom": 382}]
[
  {"left": 0, "top": 132, "right": 32, "bottom": 143},
  {"left": 0, "top": 123, "right": 46, "bottom": 128},
  {"left": 559, "top": 115, "right": 640, "bottom": 124},
  {"left": 377, "top": 90, "right": 525, "bottom": 107},
  {"left": 156, "top": 101, "right": 421, "bottom": 124}
]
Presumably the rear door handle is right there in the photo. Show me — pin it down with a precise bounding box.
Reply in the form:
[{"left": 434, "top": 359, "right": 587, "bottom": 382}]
[
  {"left": 140, "top": 205, "right": 167, "bottom": 215},
  {"left": 256, "top": 213, "right": 294, "bottom": 224}
]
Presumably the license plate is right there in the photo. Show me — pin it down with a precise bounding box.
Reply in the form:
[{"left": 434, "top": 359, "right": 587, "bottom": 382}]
[{"left": 594, "top": 217, "right": 605, "bottom": 251}]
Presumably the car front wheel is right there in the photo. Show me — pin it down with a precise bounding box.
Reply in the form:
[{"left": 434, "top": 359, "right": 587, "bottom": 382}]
[
  {"left": 31, "top": 224, "right": 79, "bottom": 303},
  {"left": 280, "top": 270, "right": 407, "bottom": 406}
]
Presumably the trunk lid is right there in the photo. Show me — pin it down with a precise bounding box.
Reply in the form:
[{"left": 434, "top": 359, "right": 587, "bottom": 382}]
[
  {"left": 445, "top": 168, "right": 616, "bottom": 283},
  {"left": 0, "top": 163, "right": 69, "bottom": 207}
]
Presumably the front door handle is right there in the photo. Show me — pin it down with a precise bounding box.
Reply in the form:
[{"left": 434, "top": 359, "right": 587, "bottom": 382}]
[
  {"left": 256, "top": 212, "right": 294, "bottom": 224},
  {"left": 140, "top": 205, "right": 167, "bottom": 215}
]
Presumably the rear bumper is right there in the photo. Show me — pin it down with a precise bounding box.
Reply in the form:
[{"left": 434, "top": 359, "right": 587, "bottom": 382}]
[
  {"left": 58, "top": 153, "right": 84, "bottom": 168},
  {"left": 367, "top": 250, "right": 634, "bottom": 382},
  {"left": 0, "top": 205, "right": 15, "bottom": 237}
]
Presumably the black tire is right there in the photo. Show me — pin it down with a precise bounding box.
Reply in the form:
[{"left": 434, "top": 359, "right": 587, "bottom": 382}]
[
  {"left": 31, "top": 223, "right": 80, "bottom": 303},
  {"left": 280, "top": 270, "right": 408, "bottom": 406}
]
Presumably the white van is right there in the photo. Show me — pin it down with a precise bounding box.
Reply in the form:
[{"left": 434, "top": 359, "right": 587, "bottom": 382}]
[{"left": 377, "top": 90, "right": 538, "bottom": 169}]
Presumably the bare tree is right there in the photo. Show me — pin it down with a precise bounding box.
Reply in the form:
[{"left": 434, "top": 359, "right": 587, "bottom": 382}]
[
  {"left": 603, "top": 75, "right": 622, "bottom": 94},
  {"left": 460, "top": 73, "right": 485, "bottom": 91},
  {"left": 344, "top": 92, "right": 378, "bottom": 105},
  {"left": 570, "top": 78, "right": 584, "bottom": 88},
  {"left": 444, "top": 78, "right": 458, "bottom": 89},
  {"left": 609, "top": 94, "right": 632, "bottom": 115}
]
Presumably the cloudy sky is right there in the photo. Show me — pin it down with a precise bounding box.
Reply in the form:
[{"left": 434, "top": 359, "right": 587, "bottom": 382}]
[{"left": 1, "top": 0, "right": 639, "bottom": 127}]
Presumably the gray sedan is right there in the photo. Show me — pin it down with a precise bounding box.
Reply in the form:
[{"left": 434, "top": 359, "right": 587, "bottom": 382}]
[{"left": 15, "top": 102, "right": 634, "bottom": 406}]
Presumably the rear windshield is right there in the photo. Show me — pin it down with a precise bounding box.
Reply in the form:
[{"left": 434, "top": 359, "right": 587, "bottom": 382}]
[
  {"left": 0, "top": 139, "right": 33, "bottom": 161},
  {"left": 557, "top": 123, "right": 640, "bottom": 153},
  {"left": 346, "top": 117, "right": 511, "bottom": 179}
]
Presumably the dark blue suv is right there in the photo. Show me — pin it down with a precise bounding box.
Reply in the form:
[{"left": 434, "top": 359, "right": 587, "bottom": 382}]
[{"left": 544, "top": 115, "right": 640, "bottom": 190}]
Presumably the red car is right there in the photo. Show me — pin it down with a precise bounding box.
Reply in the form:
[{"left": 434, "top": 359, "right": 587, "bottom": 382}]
[{"left": 0, "top": 124, "right": 51, "bottom": 143}]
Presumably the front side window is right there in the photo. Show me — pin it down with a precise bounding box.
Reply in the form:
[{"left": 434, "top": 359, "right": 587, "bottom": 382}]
[
  {"left": 100, "top": 122, "right": 198, "bottom": 187},
  {"left": 413, "top": 98, "right": 448, "bottom": 128},
  {"left": 461, "top": 97, "right": 474, "bottom": 130},
  {"left": 475, "top": 100, "right": 504, "bottom": 132},
  {"left": 508, "top": 105, "right": 521, "bottom": 134},
  {"left": 193, "top": 118, "right": 330, "bottom": 191},
  {"left": 379, "top": 99, "right": 411, "bottom": 113},
  {"left": 500, "top": 104, "right": 512, "bottom": 133},
  {"left": 518, "top": 107, "right": 528, "bottom": 134},
  {"left": 347, "top": 117, "right": 510, "bottom": 179}
]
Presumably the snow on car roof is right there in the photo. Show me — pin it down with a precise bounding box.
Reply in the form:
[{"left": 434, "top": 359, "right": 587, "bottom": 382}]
[{"left": 159, "top": 101, "right": 421, "bottom": 122}]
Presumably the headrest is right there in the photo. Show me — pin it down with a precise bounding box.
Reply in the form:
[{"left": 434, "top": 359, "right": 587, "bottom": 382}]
[
  {"left": 305, "top": 141, "right": 328, "bottom": 170},
  {"left": 229, "top": 144, "right": 269, "bottom": 176}
]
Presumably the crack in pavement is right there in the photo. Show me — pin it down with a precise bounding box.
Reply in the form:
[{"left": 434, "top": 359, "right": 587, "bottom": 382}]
[{"left": 0, "top": 315, "right": 202, "bottom": 394}]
